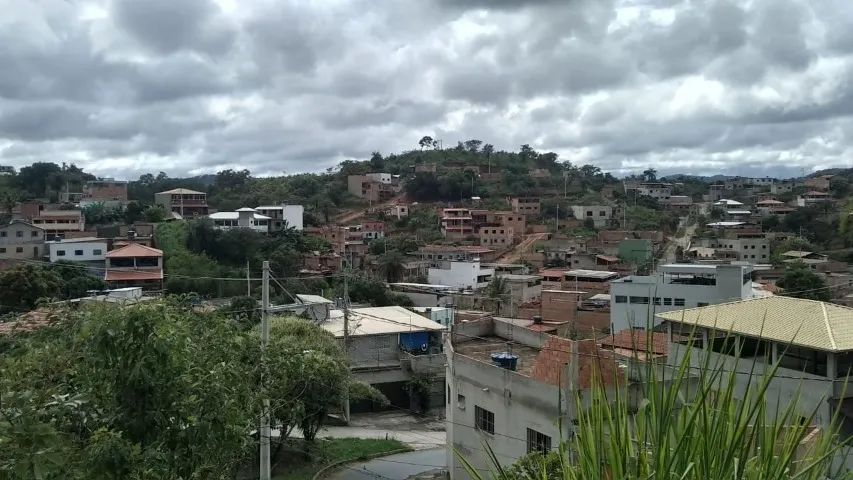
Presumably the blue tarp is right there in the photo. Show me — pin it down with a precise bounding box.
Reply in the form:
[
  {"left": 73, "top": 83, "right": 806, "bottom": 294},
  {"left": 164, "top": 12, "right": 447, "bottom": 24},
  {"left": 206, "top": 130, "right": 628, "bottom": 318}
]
[{"left": 399, "top": 332, "right": 430, "bottom": 352}]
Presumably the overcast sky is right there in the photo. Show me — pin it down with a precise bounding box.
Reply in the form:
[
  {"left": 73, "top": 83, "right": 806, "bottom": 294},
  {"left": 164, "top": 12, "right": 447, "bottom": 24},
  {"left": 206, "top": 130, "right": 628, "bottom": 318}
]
[{"left": 1, "top": 0, "right": 852, "bottom": 180}]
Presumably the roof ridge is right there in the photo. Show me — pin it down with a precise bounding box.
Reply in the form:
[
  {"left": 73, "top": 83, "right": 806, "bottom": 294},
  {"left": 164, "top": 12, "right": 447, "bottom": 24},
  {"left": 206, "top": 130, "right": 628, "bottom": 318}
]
[{"left": 821, "top": 301, "right": 837, "bottom": 351}]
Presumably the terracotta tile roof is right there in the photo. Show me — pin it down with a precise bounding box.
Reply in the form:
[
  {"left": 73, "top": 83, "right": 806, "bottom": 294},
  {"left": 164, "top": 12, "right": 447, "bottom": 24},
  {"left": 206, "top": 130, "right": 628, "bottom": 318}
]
[
  {"left": 105, "top": 270, "right": 163, "bottom": 281},
  {"left": 106, "top": 244, "right": 163, "bottom": 258},
  {"left": 599, "top": 329, "right": 673, "bottom": 356},
  {"left": 529, "top": 337, "right": 624, "bottom": 389}
]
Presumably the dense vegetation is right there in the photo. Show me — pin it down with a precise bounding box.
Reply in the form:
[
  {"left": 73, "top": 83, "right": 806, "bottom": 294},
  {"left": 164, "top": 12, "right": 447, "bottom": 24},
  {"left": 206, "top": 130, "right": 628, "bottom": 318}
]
[
  {"left": 0, "top": 301, "right": 373, "bottom": 479},
  {"left": 0, "top": 262, "right": 106, "bottom": 314}
]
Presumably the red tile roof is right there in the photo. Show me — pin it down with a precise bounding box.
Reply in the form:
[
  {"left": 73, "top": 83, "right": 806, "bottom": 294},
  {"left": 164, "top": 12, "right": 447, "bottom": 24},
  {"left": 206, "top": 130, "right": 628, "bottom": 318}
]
[
  {"left": 106, "top": 244, "right": 163, "bottom": 258},
  {"left": 105, "top": 270, "right": 163, "bottom": 281},
  {"left": 599, "top": 329, "right": 673, "bottom": 356}
]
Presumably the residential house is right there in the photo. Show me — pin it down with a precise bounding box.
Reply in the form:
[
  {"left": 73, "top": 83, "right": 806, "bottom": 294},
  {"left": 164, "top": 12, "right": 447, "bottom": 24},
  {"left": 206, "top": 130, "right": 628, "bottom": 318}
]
[
  {"left": 478, "top": 224, "right": 514, "bottom": 248},
  {"left": 510, "top": 197, "right": 541, "bottom": 216},
  {"left": 561, "top": 269, "right": 621, "bottom": 297},
  {"left": 704, "top": 184, "right": 726, "bottom": 202},
  {"left": 301, "top": 251, "right": 343, "bottom": 275},
  {"left": 517, "top": 289, "right": 611, "bottom": 335},
  {"left": 446, "top": 317, "right": 624, "bottom": 480},
  {"left": 320, "top": 306, "right": 446, "bottom": 410},
  {"left": 637, "top": 182, "right": 673, "bottom": 201},
  {"left": 104, "top": 244, "right": 164, "bottom": 291},
  {"left": 797, "top": 191, "right": 832, "bottom": 207},
  {"left": 347, "top": 173, "right": 397, "bottom": 203},
  {"left": 411, "top": 306, "right": 455, "bottom": 328},
  {"left": 696, "top": 231, "right": 770, "bottom": 263},
  {"left": 659, "top": 296, "right": 853, "bottom": 468},
  {"left": 384, "top": 204, "right": 409, "bottom": 220},
  {"left": 781, "top": 251, "right": 829, "bottom": 270},
  {"left": 154, "top": 188, "right": 208, "bottom": 217},
  {"left": 804, "top": 175, "right": 833, "bottom": 192},
  {"left": 81, "top": 179, "right": 128, "bottom": 208},
  {"left": 0, "top": 221, "right": 44, "bottom": 268},
  {"left": 662, "top": 195, "right": 693, "bottom": 212},
  {"left": 599, "top": 329, "right": 674, "bottom": 362},
  {"left": 46, "top": 237, "right": 108, "bottom": 268},
  {"left": 361, "top": 221, "right": 385, "bottom": 241},
  {"left": 570, "top": 205, "right": 613, "bottom": 228},
  {"left": 417, "top": 245, "right": 497, "bottom": 266},
  {"left": 488, "top": 212, "right": 526, "bottom": 242},
  {"left": 610, "top": 264, "right": 754, "bottom": 332},
  {"left": 255, "top": 205, "right": 304, "bottom": 231},
  {"left": 771, "top": 181, "right": 797, "bottom": 194},
  {"left": 428, "top": 261, "right": 495, "bottom": 290},
  {"left": 30, "top": 209, "right": 85, "bottom": 240},
  {"left": 499, "top": 274, "right": 543, "bottom": 304},
  {"left": 441, "top": 208, "right": 475, "bottom": 240},
  {"left": 208, "top": 208, "right": 271, "bottom": 233}
]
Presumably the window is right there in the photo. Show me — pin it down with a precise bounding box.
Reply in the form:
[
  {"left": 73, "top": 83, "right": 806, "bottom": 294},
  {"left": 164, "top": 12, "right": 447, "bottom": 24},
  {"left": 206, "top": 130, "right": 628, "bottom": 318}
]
[
  {"left": 475, "top": 406, "right": 494, "bottom": 434},
  {"left": 457, "top": 394, "right": 466, "bottom": 410},
  {"left": 15, "top": 247, "right": 22, "bottom": 253},
  {"left": 653, "top": 297, "right": 662, "bottom": 305},
  {"left": 371, "top": 335, "right": 391, "bottom": 350},
  {"left": 630, "top": 296, "right": 649, "bottom": 304},
  {"left": 57, "top": 250, "right": 66, "bottom": 257},
  {"left": 0, "top": 231, "right": 5, "bottom": 237},
  {"left": 74, "top": 250, "right": 84, "bottom": 256},
  {"left": 750, "top": 245, "right": 756, "bottom": 249},
  {"left": 586, "top": 211, "right": 593, "bottom": 217},
  {"left": 0, "top": 247, "right": 4, "bottom": 253},
  {"left": 527, "top": 428, "right": 552, "bottom": 454},
  {"left": 674, "top": 298, "right": 685, "bottom": 306},
  {"left": 778, "top": 345, "right": 827, "bottom": 376},
  {"left": 31, "top": 231, "right": 38, "bottom": 237},
  {"left": 614, "top": 295, "right": 627, "bottom": 304},
  {"left": 697, "top": 302, "right": 709, "bottom": 307},
  {"left": 15, "top": 231, "right": 22, "bottom": 238},
  {"left": 663, "top": 298, "right": 673, "bottom": 306},
  {"left": 599, "top": 211, "right": 606, "bottom": 216}
]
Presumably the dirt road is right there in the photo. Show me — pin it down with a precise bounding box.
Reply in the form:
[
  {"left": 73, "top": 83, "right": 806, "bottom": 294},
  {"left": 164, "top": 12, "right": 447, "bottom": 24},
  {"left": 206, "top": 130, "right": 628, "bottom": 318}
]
[
  {"left": 335, "top": 194, "right": 405, "bottom": 224},
  {"left": 496, "top": 232, "right": 549, "bottom": 264}
]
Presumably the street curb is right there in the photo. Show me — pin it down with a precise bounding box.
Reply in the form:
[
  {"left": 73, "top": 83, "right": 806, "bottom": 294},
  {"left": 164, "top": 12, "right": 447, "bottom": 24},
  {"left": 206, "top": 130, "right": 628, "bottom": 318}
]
[{"left": 312, "top": 448, "right": 413, "bottom": 480}]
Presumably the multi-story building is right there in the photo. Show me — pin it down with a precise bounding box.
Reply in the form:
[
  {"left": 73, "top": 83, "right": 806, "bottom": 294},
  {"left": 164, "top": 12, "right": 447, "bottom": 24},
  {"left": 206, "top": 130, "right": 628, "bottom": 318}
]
[
  {"left": 104, "top": 244, "right": 164, "bottom": 291},
  {"left": 498, "top": 274, "right": 543, "bottom": 304},
  {"left": 610, "top": 264, "right": 753, "bottom": 332},
  {"left": 208, "top": 208, "right": 271, "bottom": 233},
  {"left": 446, "top": 317, "right": 624, "bottom": 479},
  {"left": 0, "top": 221, "right": 44, "bottom": 268},
  {"left": 510, "top": 197, "right": 541, "bottom": 216},
  {"left": 478, "top": 225, "right": 514, "bottom": 247},
  {"left": 659, "top": 296, "right": 853, "bottom": 469},
  {"left": 488, "top": 211, "right": 526, "bottom": 242},
  {"left": 770, "top": 181, "right": 796, "bottom": 194},
  {"left": 81, "top": 179, "right": 128, "bottom": 208},
  {"left": 705, "top": 184, "right": 726, "bottom": 202},
  {"left": 696, "top": 232, "right": 770, "bottom": 264},
  {"left": 428, "top": 260, "right": 495, "bottom": 290},
  {"left": 384, "top": 204, "right": 409, "bottom": 220},
  {"left": 637, "top": 182, "right": 673, "bottom": 201},
  {"left": 797, "top": 191, "right": 832, "bottom": 207},
  {"left": 255, "top": 205, "right": 304, "bottom": 231},
  {"left": 441, "top": 208, "right": 475, "bottom": 240},
  {"left": 347, "top": 173, "right": 397, "bottom": 203},
  {"left": 561, "top": 269, "right": 621, "bottom": 297},
  {"left": 662, "top": 195, "right": 693, "bottom": 212},
  {"left": 417, "top": 245, "right": 497, "bottom": 266},
  {"left": 154, "top": 188, "right": 208, "bottom": 217},
  {"left": 570, "top": 205, "right": 613, "bottom": 228},
  {"left": 804, "top": 175, "right": 833, "bottom": 192},
  {"left": 31, "top": 209, "right": 85, "bottom": 240},
  {"left": 361, "top": 221, "right": 386, "bottom": 241}
]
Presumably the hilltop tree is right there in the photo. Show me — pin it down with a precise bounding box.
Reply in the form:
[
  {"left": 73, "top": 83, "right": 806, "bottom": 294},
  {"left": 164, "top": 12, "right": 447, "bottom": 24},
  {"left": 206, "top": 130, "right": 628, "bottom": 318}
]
[
  {"left": 643, "top": 168, "right": 658, "bottom": 181},
  {"left": 482, "top": 143, "right": 494, "bottom": 157},
  {"left": 418, "top": 136, "right": 434, "bottom": 150},
  {"left": 464, "top": 139, "right": 483, "bottom": 153}
]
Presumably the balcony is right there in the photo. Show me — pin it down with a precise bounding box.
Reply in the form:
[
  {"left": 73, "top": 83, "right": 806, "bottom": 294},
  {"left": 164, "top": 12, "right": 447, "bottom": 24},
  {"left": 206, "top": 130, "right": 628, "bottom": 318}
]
[{"left": 400, "top": 351, "right": 446, "bottom": 375}]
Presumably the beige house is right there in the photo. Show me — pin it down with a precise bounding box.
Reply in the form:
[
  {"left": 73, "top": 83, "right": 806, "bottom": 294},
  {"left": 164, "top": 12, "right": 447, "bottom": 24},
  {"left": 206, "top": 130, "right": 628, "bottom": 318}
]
[{"left": 0, "top": 221, "right": 45, "bottom": 268}]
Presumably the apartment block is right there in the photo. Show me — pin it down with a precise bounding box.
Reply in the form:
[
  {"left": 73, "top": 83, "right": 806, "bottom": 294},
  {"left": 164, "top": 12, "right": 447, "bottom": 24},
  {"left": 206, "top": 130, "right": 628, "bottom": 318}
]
[
  {"left": 81, "top": 179, "right": 128, "bottom": 208},
  {"left": 441, "top": 208, "right": 475, "bottom": 240},
  {"left": 478, "top": 225, "right": 513, "bottom": 247},
  {"left": 154, "top": 188, "right": 208, "bottom": 217},
  {"left": 610, "top": 264, "right": 753, "bottom": 332},
  {"left": 347, "top": 173, "right": 397, "bottom": 203},
  {"left": 31, "top": 209, "right": 85, "bottom": 240},
  {"left": 510, "top": 197, "right": 541, "bottom": 216}
]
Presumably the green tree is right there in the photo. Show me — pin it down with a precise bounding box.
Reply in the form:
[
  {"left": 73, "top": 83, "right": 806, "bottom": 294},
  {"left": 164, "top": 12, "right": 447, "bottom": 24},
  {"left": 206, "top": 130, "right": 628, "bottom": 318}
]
[
  {"left": 51, "top": 261, "right": 107, "bottom": 298},
  {"left": 0, "top": 264, "right": 62, "bottom": 313},
  {"left": 777, "top": 263, "right": 831, "bottom": 301},
  {"left": 378, "top": 251, "right": 406, "bottom": 283},
  {"left": 143, "top": 205, "right": 167, "bottom": 222}
]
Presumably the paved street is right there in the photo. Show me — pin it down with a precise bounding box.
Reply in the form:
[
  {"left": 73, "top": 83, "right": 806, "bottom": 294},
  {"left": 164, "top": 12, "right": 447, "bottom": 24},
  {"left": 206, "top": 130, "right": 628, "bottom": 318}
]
[
  {"left": 290, "top": 411, "right": 446, "bottom": 451},
  {"left": 326, "top": 448, "right": 446, "bottom": 480}
]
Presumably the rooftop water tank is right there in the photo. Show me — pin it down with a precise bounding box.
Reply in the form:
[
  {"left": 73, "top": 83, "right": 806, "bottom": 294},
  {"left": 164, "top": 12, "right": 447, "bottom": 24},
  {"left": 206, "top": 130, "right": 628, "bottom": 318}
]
[{"left": 490, "top": 352, "right": 519, "bottom": 371}]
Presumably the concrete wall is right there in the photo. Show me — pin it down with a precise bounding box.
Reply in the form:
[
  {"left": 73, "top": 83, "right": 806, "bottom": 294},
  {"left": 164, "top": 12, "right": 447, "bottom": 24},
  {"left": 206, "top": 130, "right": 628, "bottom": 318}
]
[
  {"left": 570, "top": 205, "right": 613, "bottom": 228},
  {"left": 446, "top": 347, "right": 566, "bottom": 480},
  {"left": 347, "top": 334, "right": 401, "bottom": 369},
  {"left": 48, "top": 241, "right": 108, "bottom": 262},
  {"left": 429, "top": 262, "right": 495, "bottom": 290}
]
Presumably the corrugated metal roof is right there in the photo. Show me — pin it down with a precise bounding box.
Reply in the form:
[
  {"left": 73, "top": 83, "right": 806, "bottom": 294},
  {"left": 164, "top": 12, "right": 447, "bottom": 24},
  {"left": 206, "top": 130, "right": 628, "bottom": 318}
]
[
  {"left": 320, "top": 306, "right": 444, "bottom": 338},
  {"left": 656, "top": 296, "right": 853, "bottom": 352}
]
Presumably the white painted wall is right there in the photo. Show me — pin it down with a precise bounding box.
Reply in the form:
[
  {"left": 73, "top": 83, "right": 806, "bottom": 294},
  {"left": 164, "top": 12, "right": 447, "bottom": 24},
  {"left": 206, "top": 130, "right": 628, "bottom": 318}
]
[
  {"left": 610, "top": 265, "right": 753, "bottom": 332},
  {"left": 570, "top": 205, "right": 613, "bottom": 227},
  {"left": 428, "top": 262, "right": 495, "bottom": 290},
  {"left": 47, "top": 241, "right": 108, "bottom": 262}
]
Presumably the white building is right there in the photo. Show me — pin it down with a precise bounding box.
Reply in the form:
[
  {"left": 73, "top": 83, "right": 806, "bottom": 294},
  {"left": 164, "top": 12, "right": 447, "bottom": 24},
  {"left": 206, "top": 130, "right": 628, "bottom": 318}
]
[
  {"left": 255, "top": 205, "right": 304, "bottom": 231},
  {"left": 446, "top": 317, "right": 624, "bottom": 480},
  {"left": 410, "top": 306, "right": 454, "bottom": 328},
  {"left": 499, "top": 274, "right": 543, "bottom": 304},
  {"left": 637, "top": 182, "right": 673, "bottom": 200},
  {"left": 609, "top": 264, "right": 754, "bottom": 332},
  {"left": 697, "top": 234, "right": 770, "bottom": 263},
  {"left": 570, "top": 205, "right": 613, "bottom": 228},
  {"left": 208, "top": 208, "right": 271, "bottom": 233},
  {"left": 714, "top": 199, "right": 745, "bottom": 211},
  {"left": 428, "top": 261, "right": 495, "bottom": 290},
  {"left": 46, "top": 237, "right": 108, "bottom": 263},
  {"left": 366, "top": 172, "right": 393, "bottom": 184}
]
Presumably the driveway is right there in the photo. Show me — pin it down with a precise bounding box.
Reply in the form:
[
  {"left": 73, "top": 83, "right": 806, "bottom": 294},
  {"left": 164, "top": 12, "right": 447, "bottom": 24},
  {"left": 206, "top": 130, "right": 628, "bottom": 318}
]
[
  {"left": 326, "top": 448, "right": 446, "bottom": 480},
  {"left": 291, "top": 411, "right": 446, "bottom": 451}
]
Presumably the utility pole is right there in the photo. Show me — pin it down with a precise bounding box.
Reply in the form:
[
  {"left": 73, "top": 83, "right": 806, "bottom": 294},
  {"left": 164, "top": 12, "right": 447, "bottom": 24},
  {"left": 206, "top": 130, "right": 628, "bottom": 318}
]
[
  {"left": 260, "top": 261, "right": 271, "bottom": 480},
  {"left": 555, "top": 203, "right": 559, "bottom": 232},
  {"left": 246, "top": 259, "right": 251, "bottom": 296},
  {"left": 342, "top": 272, "right": 351, "bottom": 423}
]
